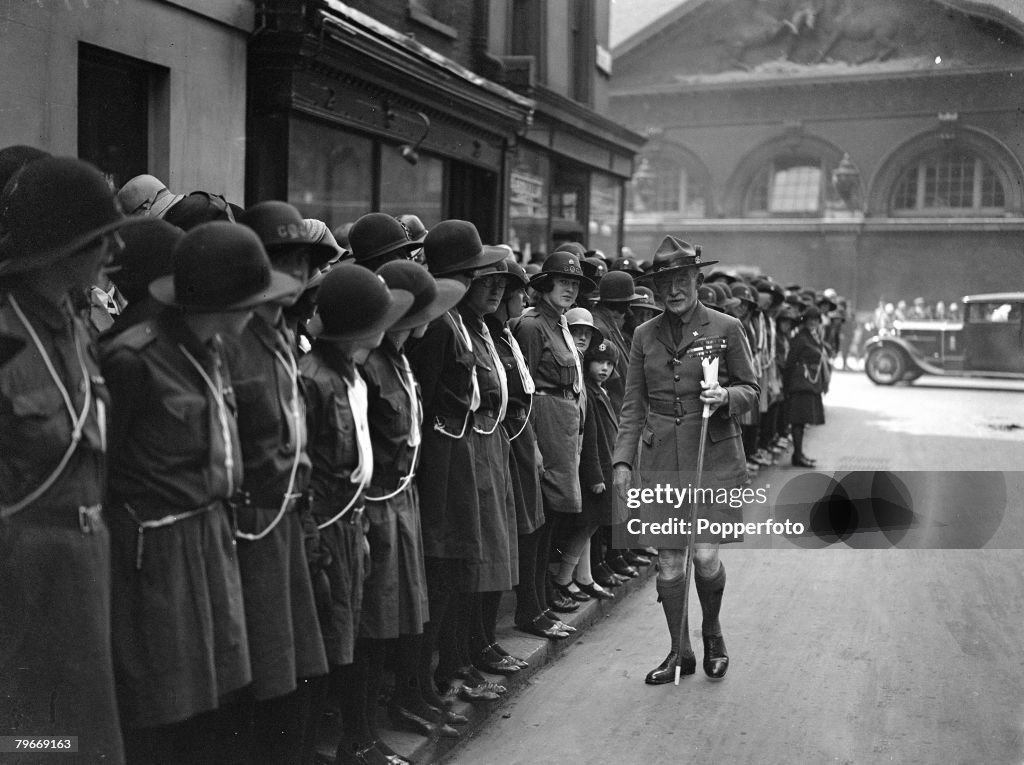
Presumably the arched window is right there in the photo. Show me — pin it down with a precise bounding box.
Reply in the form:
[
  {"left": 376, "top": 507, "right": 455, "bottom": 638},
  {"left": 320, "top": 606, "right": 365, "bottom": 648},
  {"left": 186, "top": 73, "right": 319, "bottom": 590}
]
[
  {"left": 745, "top": 156, "right": 824, "bottom": 215},
  {"left": 890, "top": 150, "right": 1005, "bottom": 215}
]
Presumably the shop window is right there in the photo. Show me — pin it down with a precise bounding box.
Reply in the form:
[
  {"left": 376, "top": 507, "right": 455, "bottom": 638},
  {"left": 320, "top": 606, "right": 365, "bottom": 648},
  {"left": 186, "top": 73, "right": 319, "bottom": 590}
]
[
  {"left": 78, "top": 44, "right": 166, "bottom": 192},
  {"left": 745, "top": 157, "right": 823, "bottom": 215},
  {"left": 381, "top": 145, "right": 444, "bottom": 229},
  {"left": 891, "top": 150, "right": 1005, "bottom": 214},
  {"left": 589, "top": 172, "right": 621, "bottom": 257},
  {"left": 508, "top": 146, "right": 550, "bottom": 263},
  {"left": 288, "top": 120, "right": 373, "bottom": 230}
]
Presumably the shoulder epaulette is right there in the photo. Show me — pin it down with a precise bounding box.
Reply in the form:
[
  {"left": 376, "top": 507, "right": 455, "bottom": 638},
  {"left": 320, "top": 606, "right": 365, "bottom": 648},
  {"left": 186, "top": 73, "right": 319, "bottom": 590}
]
[{"left": 106, "top": 320, "right": 158, "bottom": 353}]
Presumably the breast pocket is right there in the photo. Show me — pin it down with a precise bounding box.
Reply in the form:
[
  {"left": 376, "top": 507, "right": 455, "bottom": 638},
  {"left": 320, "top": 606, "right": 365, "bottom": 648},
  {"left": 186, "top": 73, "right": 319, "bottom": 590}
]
[
  {"left": 324, "top": 396, "right": 356, "bottom": 468},
  {"left": 7, "top": 387, "right": 67, "bottom": 463},
  {"left": 159, "top": 392, "right": 208, "bottom": 455}
]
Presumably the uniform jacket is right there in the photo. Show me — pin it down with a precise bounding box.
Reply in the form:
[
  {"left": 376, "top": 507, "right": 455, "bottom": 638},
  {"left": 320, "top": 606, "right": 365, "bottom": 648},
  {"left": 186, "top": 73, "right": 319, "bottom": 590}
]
[
  {"left": 299, "top": 342, "right": 367, "bottom": 520},
  {"left": 103, "top": 314, "right": 243, "bottom": 514},
  {"left": 228, "top": 313, "right": 311, "bottom": 508},
  {"left": 360, "top": 338, "right": 421, "bottom": 492},
  {"left": 612, "top": 302, "right": 759, "bottom": 490},
  {"left": 590, "top": 304, "right": 630, "bottom": 413},
  {"left": 512, "top": 299, "right": 581, "bottom": 393},
  {"left": 784, "top": 328, "right": 829, "bottom": 395}
]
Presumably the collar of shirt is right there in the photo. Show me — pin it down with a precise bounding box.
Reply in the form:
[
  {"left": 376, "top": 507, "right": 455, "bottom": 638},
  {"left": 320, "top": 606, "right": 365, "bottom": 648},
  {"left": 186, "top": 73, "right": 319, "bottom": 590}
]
[
  {"left": 3, "top": 285, "right": 73, "bottom": 332},
  {"left": 535, "top": 297, "right": 565, "bottom": 325}
]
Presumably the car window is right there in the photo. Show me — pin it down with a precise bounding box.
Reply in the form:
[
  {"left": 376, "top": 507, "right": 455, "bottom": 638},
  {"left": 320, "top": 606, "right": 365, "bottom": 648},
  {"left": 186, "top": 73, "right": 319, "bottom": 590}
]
[{"left": 966, "top": 301, "right": 1023, "bottom": 323}]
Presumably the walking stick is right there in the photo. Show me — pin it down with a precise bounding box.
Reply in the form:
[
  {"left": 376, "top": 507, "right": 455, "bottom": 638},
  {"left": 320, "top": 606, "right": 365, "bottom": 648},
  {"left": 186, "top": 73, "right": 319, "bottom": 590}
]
[{"left": 676, "top": 337, "right": 727, "bottom": 685}]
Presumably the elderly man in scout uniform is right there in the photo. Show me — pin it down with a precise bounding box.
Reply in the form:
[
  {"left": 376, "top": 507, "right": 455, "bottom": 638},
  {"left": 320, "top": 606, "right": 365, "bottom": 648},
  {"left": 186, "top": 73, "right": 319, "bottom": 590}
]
[
  {"left": 613, "top": 237, "right": 759, "bottom": 685},
  {"left": 299, "top": 263, "right": 412, "bottom": 765},
  {"left": 1, "top": 156, "right": 134, "bottom": 765},
  {"left": 103, "top": 221, "right": 303, "bottom": 761}
]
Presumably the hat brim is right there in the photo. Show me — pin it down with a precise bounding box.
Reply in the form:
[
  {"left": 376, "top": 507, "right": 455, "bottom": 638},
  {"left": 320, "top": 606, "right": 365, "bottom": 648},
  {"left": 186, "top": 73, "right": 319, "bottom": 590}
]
[
  {"left": 0, "top": 215, "right": 143, "bottom": 278},
  {"left": 528, "top": 271, "right": 596, "bottom": 292},
  {"left": 267, "top": 241, "right": 339, "bottom": 272},
  {"left": 636, "top": 260, "right": 719, "bottom": 286},
  {"left": 430, "top": 245, "right": 509, "bottom": 277},
  {"left": 149, "top": 270, "right": 304, "bottom": 312},
  {"left": 632, "top": 304, "right": 664, "bottom": 314},
  {"left": 390, "top": 279, "right": 466, "bottom": 331},
  {"left": 567, "top": 321, "right": 604, "bottom": 344},
  {"left": 150, "top": 193, "right": 185, "bottom": 219},
  {"left": 600, "top": 291, "right": 647, "bottom": 304},
  {"left": 317, "top": 290, "right": 415, "bottom": 342},
  {"left": 355, "top": 241, "right": 421, "bottom": 265}
]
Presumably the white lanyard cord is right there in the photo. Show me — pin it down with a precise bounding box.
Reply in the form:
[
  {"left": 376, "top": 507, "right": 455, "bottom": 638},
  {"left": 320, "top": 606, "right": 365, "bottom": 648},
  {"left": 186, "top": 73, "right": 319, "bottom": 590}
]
[
  {"left": 317, "top": 373, "right": 372, "bottom": 529},
  {"left": 179, "top": 342, "right": 236, "bottom": 498},
  {"left": 506, "top": 395, "right": 533, "bottom": 442},
  {"left": 1, "top": 296, "right": 92, "bottom": 519},
  {"left": 236, "top": 344, "right": 305, "bottom": 541}
]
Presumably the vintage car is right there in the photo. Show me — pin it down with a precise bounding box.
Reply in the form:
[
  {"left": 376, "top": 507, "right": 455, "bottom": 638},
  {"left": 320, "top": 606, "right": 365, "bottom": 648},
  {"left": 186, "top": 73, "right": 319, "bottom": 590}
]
[{"left": 864, "top": 292, "right": 1024, "bottom": 385}]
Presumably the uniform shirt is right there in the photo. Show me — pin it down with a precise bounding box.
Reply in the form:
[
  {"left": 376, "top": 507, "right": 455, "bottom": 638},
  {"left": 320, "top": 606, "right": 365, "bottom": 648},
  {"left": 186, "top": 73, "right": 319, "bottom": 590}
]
[
  {"left": 0, "top": 288, "right": 107, "bottom": 514},
  {"left": 228, "top": 314, "right": 311, "bottom": 507},
  {"left": 485, "top": 314, "right": 533, "bottom": 415},
  {"left": 460, "top": 306, "right": 505, "bottom": 417},
  {"left": 300, "top": 342, "right": 368, "bottom": 518},
  {"left": 103, "top": 314, "right": 242, "bottom": 516},
  {"left": 360, "top": 338, "right": 421, "bottom": 492},
  {"left": 512, "top": 298, "right": 580, "bottom": 392},
  {"left": 406, "top": 309, "right": 476, "bottom": 423}
]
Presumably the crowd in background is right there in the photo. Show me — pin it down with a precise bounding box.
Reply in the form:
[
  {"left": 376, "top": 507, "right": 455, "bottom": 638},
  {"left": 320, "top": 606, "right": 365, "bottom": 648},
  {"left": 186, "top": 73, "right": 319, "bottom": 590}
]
[{"left": 1, "top": 147, "right": 834, "bottom": 765}]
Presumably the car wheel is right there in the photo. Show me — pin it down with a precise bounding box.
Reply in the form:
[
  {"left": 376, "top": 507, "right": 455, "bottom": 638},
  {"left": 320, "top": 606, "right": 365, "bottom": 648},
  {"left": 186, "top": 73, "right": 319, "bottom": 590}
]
[
  {"left": 901, "top": 370, "right": 923, "bottom": 383},
  {"left": 866, "top": 346, "right": 906, "bottom": 385}
]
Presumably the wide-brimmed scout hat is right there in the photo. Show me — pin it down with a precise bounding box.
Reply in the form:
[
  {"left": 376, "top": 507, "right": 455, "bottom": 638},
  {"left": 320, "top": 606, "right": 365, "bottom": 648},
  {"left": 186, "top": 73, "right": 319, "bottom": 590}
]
[
  {"left": 423, "top": 219, "right": 507, "bottom": 276},
  {"left": 637, "top": 236, "right": 717, "bottom": 287},
  {"left": 598, "top": 270, "right": 644, "bottom": 303},
  {"left": 117, "top": 174, "right": 185, "bottom": 218},
  {"left": 376, "top": 259, "right": 465, "bottom": 331},
  {"left": 471, "top": 247, "right": 527, "bottom": 286},
  {"left": 565, "top": 306, "right": 604, "bottom": 343},
  {"left": 710, "top": 282, "right": 741, "bottom": 310},
  {"left": 502, "top": 257, "right": 529, "bottom": 291},
  {"left": 238, "top": 201, "right": 338, "bottom": 271},
  {"left": 528, "top": 250, "right": 596, "bottom": 292},
  {"left": 316, "top": 263, "right": 414, "bottom": 341},
  {"left": 150, "top": 221, "right": 301, "bottom": 311},
  {"left": 397, "top": 214, "right": 428, "bottom": 251},
  {"left": 730, "top": 282, "right": 759, "bottom": 307},
  {"left": 349, "top": 212, "right": 420, "bottom": 265},
  {"left": 611, "top": 255, "right": 644, "bottom": 277},
  {"left": 109, "top": 218, "right": 184, "bottom": 303},
  {"left": 0, "top": 156, "right": 140, "bottom": 277},
  {"left": 632, "top": 285, "right": 664, "bottom": 315}
]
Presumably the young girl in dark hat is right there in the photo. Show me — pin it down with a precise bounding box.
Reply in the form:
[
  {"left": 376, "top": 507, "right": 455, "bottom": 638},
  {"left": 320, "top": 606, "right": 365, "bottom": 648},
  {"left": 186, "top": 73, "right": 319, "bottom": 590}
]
[{"left": 783, "top": 305, "right": 829, "bottom": 468}]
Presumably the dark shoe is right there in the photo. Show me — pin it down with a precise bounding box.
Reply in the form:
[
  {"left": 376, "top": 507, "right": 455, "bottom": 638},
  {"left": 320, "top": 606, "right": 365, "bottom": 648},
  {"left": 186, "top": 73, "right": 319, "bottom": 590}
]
[
  {"left": 594, "top": 562, "right": 623, "bottom": 588},
  {"left": 642, "top": 546, "right": 659, "bottom": 557},
  {"left": 702, "top": 635, "right": 729, "bottom": 680},
  {"left": 607, "top": 555, "right": 639, "bottom": 578},
  {"left": 548, "top": 591, "right": 581, "bottom": 612},
  {"left": 644, "top": 650, "right": 697, "bottom": 685},
  {"left": 623, "top": 550, "right": 651, "bottom": 567},
  {"left": 389, "top": 703, "right": 459, "bottom": 738},
  {"left": 553, "top": 579, "right": 591, "bottom": 602},
  {"left": 573, "top": 579, "right": 614, "bottom": 600},
  {"left": 517, "top": 617, "right": 570, "bottom": 640},
  {"left": 457, "top": 684, "right": 500, "bottom": 703},
  {"left": 434, "top": 706, "right": 468, "bottom": 725},
  {"left": 543, "top": 610, "right": 577, "bottom": 633},
  {"left": 492, "top": 644, "right": 528, "bottom": 668},
  {"left": 474, "top": 650, "right": 521, "bottom": 676},
  {"left": 791, "top": 454, "right": 816, "bottom": 468}
]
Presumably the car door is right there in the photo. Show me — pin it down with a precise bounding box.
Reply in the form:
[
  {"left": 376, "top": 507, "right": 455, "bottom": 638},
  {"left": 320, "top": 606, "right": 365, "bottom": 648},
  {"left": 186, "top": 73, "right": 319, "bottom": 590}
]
[{"left": 963, "top": 301, "right": 1024, "bottom": 373}]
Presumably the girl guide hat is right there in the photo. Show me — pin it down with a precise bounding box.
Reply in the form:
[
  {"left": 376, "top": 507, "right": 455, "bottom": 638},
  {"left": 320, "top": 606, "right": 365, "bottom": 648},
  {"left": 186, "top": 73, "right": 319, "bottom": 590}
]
[
  {"left": 316, "top": 263, "right": 414, "bottom": 342},
  {"left": 349, "top": 212, "right": 420, "bottom": 266},
  {"left": 375, "top": 259, "right": 466, "bottom": 331},
  {"left": 528, "top": 250, "right": 596, "bottom": 292},
  {"left": 150, "top": 221, "right": 302, "bottom": 312},
  {"left": 237, "top": 201, "right": 338, "bottom": 271},
  {"left": 0, "top": 156, "right": 139, "bottom": 277},
  {"left": 637, "top": 236, "right": 717, "bottom": 286},
  {"left": 422, "top": 219, "right": 507, "bottom": 276}
]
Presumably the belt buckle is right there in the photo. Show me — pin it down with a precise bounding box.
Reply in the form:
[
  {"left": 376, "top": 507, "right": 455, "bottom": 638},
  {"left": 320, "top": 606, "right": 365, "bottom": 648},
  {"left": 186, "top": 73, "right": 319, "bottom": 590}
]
[
  {"left": 78, "top": 504, "right": 102, "bottom": 535},
  {"left": 673, "top": 400, "right": 683, "bottom": 417}
]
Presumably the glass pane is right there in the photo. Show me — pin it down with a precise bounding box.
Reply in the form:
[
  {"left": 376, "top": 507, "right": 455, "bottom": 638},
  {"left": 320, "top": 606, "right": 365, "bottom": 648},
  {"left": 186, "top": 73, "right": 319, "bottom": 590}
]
[
  {"left": 979, "top": 160, "right": 1005, "bottom": 208},
  {"left": 589, "top": 172, "right": 621, "bottom": 258},
  {"left": 769, "top": 165, "right": 821, "bottom": 212},
  {"left": 78, "top": 45, "right": 151, "bottom": 192},
  {"left": 892, "top": 167, "right": 917, "bottom": 210},
  {"left": 508, "top": 146, "right": 550, "bottom": 263},
  {"left": 746, "top": 167, "right": 770, "bottom": 213},
  {"left": 380, "top": 145, "right": 444, "bottom": 229},
  {"left": 288, "top": 119, "right": 373, "bottom": 231}
]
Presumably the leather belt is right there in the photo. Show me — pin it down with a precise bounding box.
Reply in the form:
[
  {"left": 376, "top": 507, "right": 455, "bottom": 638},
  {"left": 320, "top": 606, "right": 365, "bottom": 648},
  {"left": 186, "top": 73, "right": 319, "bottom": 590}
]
[
  {"left": 475, "top": 408, "right": 500, "bottom": 420},
  {"left": 535, "top": 387, "right": 578, "bottom": 400},
  {"left": 648, "top": 396, "right": 703, "bottom": 417}
]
